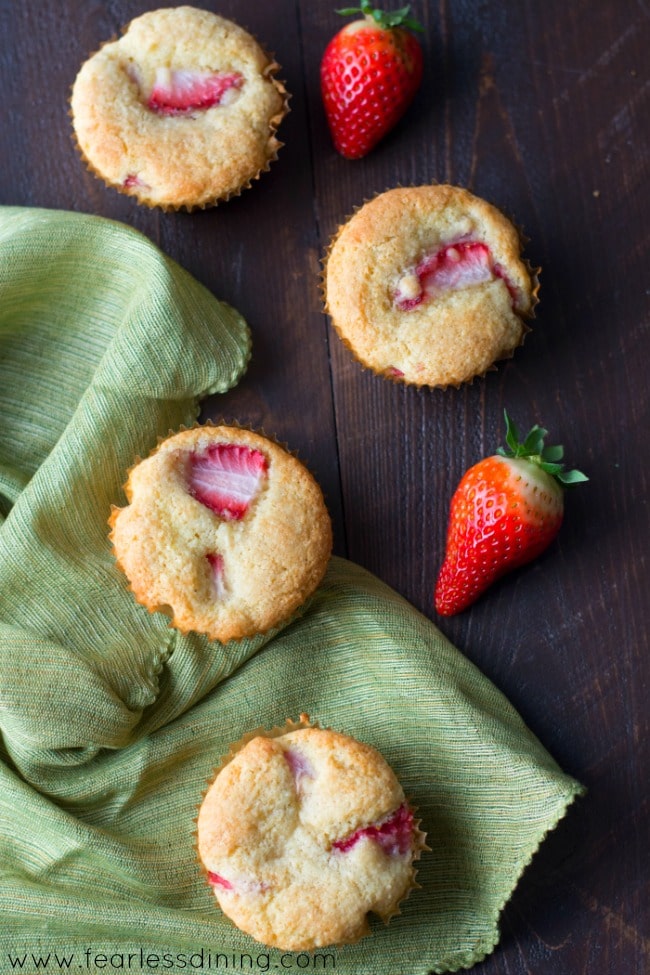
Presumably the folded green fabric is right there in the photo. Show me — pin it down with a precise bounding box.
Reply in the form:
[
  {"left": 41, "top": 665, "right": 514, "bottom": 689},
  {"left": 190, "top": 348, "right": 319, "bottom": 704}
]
[{"left": 0, "top": 207, "right": 583, "bottom": 974}]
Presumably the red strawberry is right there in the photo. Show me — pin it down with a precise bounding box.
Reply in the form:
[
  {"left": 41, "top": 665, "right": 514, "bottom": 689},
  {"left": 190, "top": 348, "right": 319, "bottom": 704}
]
[
  {"left": 206, "top": 552, "right": 227, "bottom": 597},
  {"left": 147, "top": 68, "right": 243, "bottom": 115},
  {"left": 395, "top": 241, "right": 493, "bottom": 310},
  {"left": 207, "top": 872, "right": 233, "bottom": 890},
  {"left": 333, "top": 804, "right": 414, "bottom": 856},
  {"left": 188, "top": 443, "right": 268, "bottom": 520},
  {"left": 434, "top": 412, "right": 588, "bottom": 616},
  {"left": 283, "top": 746, "right": 315, "bottom": 787},
  {"left": 419, "top": 242, "right": 492, "bottom": 296},
  {"left": 320, "top": 2, "right": 424, "bottom": 159}
]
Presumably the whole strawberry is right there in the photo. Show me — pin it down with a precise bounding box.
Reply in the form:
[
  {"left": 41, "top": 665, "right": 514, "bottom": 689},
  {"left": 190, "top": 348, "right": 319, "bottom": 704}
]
[
  {"left": 321, "top": 1, "right": 424, "bottom": 159},
  {"left": 434, "top": 412, "right": 588, "bottom": 616}
]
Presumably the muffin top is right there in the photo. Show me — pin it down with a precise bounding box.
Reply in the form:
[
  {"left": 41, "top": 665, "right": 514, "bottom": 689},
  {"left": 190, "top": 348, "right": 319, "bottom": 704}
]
[
  {"left": 109, "top": 426, "right": 332, "bottom": 643},
  {"left": 197, "top": 723, "right": 423, "bottom": 950},
  {"left": 71, "top": 6, "right": 287, "bottom": 208},
  {"left": 325, "top": 184, "right": 536, "bottom": 387}
]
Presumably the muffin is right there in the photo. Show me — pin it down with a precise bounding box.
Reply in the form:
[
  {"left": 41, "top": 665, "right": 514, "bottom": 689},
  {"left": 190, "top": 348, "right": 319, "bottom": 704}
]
[
  {"left": 197, "top": 717, "right": 425, "bottom": 949},
  {"left": 109, "top": 426, "right": 332, "bottom": 642},
  {"left": 70, "top": 6, "right": 288, "bottom": 209},
  {"left": 324, "top": 184, "right": 538, "bottom": 387}
]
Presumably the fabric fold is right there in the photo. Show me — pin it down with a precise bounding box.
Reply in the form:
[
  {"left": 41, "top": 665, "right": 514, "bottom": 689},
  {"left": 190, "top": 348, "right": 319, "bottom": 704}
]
[{"left": 0, "top": 207, "right": 254, "bottom": 770}]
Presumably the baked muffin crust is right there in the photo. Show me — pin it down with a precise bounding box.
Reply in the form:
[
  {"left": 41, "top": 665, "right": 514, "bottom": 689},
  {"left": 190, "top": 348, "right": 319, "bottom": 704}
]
[
  {"left": 197, "top": 724, "right": 424, "bottom": 949},
  {"left": 325, "top": 184, "right": 537, "bottom": 387},
  {"left": 109, "top": 426, "right": 332, "bottom": 642},
  {"left": 71, "top": 6, "right": 287, "bottom": 208}
]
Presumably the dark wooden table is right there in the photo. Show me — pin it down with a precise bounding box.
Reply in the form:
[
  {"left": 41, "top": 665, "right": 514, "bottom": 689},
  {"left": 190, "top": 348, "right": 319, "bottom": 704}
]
[{"left": 1, "top": 1, "right": 648, "bottom": 972}]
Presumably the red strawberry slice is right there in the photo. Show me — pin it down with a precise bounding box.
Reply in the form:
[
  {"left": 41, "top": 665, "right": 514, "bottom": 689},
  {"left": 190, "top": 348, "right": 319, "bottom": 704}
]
[
  {"left": 493, "top": 262, "right": 523, "bottom": 308},
  {"left": 208, "top": 872, "right": 233, "bottom": 890},
  {"left": 420, "top": 241, "right": 492, "bottom": 295},
  {"left": 207, "top": 871, "right": 269, "bottom": 895},
  {"left": 395, "top": 241, "right": 493, "bottom": 310},
  {"left": 188, "top": 443, "right": 268, "bottom": 520},
  {"left": 333, "top": 803, "right": 413, "bottom": 857},
  {"left": 206, "top": 552, "right": 227, "bottom": 597},
  {"left": 147, "top": 68, "right": 243, "bottom": 115},
  {"left": 283, "top": 747, "right": 314, "bottom": 788},
  {"left": 122, "top": 173, "right": 151, "bottom": 191}
]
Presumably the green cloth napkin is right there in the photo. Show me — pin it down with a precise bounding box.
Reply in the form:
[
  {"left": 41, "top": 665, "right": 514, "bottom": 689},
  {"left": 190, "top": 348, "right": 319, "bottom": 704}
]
[{"left": 0, "top": 207, "right": 583, "bottom": 975}]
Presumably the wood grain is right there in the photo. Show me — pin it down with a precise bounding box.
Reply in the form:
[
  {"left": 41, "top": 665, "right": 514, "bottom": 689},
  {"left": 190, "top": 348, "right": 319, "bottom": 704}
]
[{"left": 0, "top": 0, "right": 648, "bottom": 971}]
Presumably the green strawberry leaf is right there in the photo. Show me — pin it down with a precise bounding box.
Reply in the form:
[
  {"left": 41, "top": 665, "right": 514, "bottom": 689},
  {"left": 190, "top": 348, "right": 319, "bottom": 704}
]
[
  {"left": 557, "top": 469, "right": 590, "bottom": 485},
  {"left": 522, "top": 425, "right": 548, "bottom": 456},
  {"left": 383, "top": 8, "right": 412, "bottom": 27},
  {"left": 387, "top": 6, "right": 412, "bottom": 17},
  {"left": 402, "top": 17, "right": 425, "bottom": 30},
  {"left": 337, "top": 1, "right": 423, "bottom": 30},
  {"left": 538, "top": 461, "right": 565, "bottom": 476},
  {"left": 503, "top": 410, "right": 520, "bottom": 454},
  {"left": 542, "top": 444, "right": 564, "bottom": 462},
  {"left": 499, "top": 409, "right": 588, "bottom": 488}
]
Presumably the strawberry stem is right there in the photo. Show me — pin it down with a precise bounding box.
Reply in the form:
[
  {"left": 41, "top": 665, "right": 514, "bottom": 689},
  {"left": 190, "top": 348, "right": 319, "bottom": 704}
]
[
  {"left": 496, "top": 410, "right": 588, "bottom": 486},
  {"left": 335, "top": 1, "right": 424, "bottom": 31}
]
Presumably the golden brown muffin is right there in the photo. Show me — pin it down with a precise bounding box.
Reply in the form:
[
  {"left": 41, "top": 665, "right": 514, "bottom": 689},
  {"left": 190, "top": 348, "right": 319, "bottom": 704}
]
[
  {"left": 71, "top": 6, "right": 288, "bottom": 209},
  {"left": 197, "top": 719, "right": 426, "bottom": 949},
  {"left": 324, "top": 184, "right": 537, "bottom": 387},
  {"left": 109, "top": 426, "right": 332, "bottom": 642}
]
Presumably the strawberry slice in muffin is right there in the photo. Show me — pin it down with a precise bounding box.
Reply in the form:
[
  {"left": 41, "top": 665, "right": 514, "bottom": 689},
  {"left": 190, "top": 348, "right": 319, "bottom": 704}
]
[
  {"left": 395, "top": 239, "right": 527, "bottom": 314},
  {"left": 109, "top": 426, "right": 332, "bottom": 643},
  {"left": 147, "top": 68, "right": 244, "bottom": 115},
  {"left": 332, "top": 803, "right": 414, "bottom": 856},
  {"left": 188, "top": 443, "right": 268, "bottom": 520},
  {"left": 395, "top": 241, "right": 493, "bottom": 309}
]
